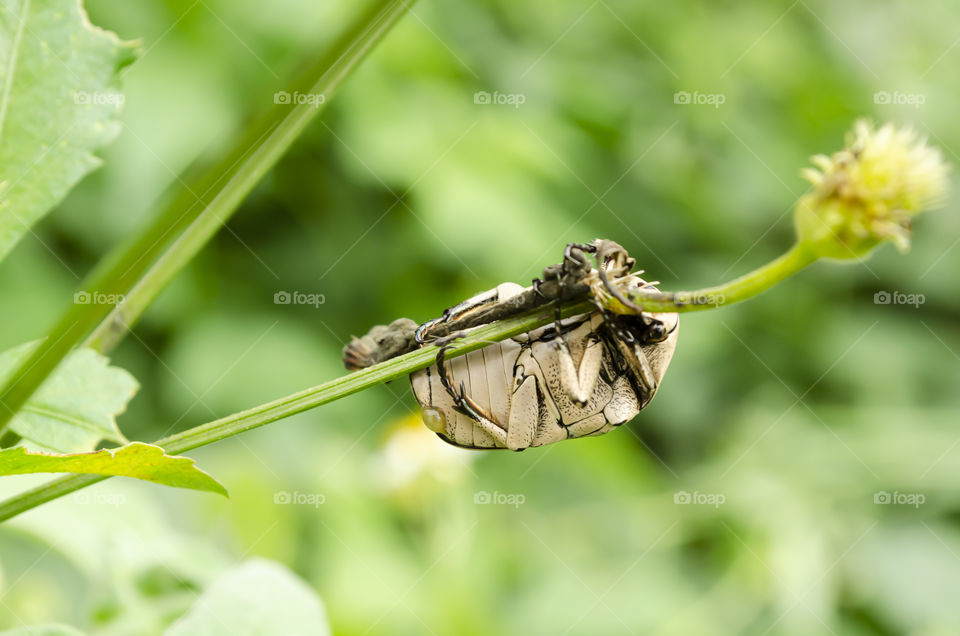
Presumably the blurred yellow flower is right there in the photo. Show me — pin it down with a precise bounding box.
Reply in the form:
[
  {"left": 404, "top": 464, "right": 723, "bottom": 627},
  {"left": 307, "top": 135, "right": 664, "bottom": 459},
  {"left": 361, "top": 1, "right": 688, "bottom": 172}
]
[
  {"left": 795, "top": 120, "right": 950, "bottom": 259},
  {"left": 370, "top": 413, "right": 475, "bottom": 494}
]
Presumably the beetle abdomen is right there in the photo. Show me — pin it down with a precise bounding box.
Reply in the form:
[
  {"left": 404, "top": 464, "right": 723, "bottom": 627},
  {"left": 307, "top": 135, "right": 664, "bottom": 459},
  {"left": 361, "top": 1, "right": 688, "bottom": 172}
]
[
  {"left": 411, "top": 339, "right": 523, "bottom": 448},
  {"left": 410, "top": 312, "right": 645, "bottom": 449}
]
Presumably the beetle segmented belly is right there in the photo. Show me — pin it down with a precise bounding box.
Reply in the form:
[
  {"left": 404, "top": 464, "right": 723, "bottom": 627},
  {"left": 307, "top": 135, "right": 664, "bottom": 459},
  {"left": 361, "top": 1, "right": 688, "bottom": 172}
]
[
  {"left": 410, "top": 312, "right": 650, "bottom": 450},
  {"left": 411, "top": 339, "right": 524, "bottom": 448}
]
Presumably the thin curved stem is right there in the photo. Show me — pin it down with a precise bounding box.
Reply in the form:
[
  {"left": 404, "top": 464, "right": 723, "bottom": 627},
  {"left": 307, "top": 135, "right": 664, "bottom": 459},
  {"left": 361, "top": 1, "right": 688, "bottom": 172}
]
[{"left": 622, "top": 242, "right": 819, "bottom": 313}]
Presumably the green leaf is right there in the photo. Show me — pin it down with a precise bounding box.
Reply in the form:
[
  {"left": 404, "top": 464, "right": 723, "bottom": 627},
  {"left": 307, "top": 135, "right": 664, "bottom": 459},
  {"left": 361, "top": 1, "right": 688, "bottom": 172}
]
[
  {"left": 165, "top": 558, "right": 330, "bottom": 636},
  {"left": 0, "top": 442, "right": 227, "bottom": 496},
  {"left": 0, "top": 342, "right": 137, "bottom": 452},
  {"left": 0, "top": 0, "right": 137, "bottom": 261}
]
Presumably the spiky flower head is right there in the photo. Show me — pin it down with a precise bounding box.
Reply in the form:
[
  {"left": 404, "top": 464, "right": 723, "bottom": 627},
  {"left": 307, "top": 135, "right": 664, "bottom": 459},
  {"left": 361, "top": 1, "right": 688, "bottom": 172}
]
[{"left": 794, "top": 120, "right": 949, "bottom": 259}]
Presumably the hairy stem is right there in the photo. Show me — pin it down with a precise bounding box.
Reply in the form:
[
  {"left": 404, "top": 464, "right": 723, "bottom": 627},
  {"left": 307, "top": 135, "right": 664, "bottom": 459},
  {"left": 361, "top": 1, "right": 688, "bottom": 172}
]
[{"left": 0, "top": 0, "right": 416, "bottom": 441}]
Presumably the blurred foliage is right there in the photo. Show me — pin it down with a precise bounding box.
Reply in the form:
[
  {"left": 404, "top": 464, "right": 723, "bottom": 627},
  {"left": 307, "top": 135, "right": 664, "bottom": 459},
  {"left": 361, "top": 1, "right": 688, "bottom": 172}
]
[
  {"left": 1, "top": 0, "right": 959, "bottom": 634},
  {"left": 0, "top": 0, "right": 136, "bottom": 261}
]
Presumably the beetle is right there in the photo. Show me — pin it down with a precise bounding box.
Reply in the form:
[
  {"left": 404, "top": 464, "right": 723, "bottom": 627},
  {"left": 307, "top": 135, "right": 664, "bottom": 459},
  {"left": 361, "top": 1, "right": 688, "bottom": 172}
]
[{"left": 343, "top": 240, "right": 679, "bottom": 451}]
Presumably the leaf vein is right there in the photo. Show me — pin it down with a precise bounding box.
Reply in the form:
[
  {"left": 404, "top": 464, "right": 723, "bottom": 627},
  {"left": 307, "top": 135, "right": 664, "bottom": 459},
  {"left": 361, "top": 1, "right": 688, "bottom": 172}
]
[
  {"left": 0, "top": 0, "right": 31, "bottom": 145},
  {"left": 19, "top": 404, "right": 123, "bottom": 439}
]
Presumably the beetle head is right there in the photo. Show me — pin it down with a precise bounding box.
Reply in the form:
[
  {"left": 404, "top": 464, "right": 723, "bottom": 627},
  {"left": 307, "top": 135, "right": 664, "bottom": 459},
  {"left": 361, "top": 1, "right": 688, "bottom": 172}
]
[{"left": 609, "top": 312, "right": 679, "bottom": 397}]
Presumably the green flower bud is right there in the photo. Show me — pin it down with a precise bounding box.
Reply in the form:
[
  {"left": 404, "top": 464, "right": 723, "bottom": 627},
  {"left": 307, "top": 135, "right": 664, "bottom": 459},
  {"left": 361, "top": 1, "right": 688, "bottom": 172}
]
[{"left": 794, "top": 120, "right": 949, "bottom": 260}]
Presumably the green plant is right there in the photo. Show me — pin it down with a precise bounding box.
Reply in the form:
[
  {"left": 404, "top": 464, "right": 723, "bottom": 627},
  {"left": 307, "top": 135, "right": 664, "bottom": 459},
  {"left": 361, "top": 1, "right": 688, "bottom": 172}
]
[
  {"left": 0, "top": 1, "right": 949, "bottom": 523},
  {"left": 0, "top": 0, "right": 416, "bottom": 495}
]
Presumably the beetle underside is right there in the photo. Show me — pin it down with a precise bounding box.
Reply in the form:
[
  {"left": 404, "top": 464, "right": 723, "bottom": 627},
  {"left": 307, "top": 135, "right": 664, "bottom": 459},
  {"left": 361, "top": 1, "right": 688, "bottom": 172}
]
[{"left": 343, "top": 240, "right": 679, "bottom": 450}]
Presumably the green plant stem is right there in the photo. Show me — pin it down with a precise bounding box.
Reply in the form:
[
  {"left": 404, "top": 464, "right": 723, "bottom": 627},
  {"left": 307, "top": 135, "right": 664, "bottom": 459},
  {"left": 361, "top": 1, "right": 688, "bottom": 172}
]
[
  {"left": 624, "top": 242, "right": 819, "bottom": 312},
  {"left": 0, "top": 241, "right": 824, "bottom": 521},
  {"left": 0, "top": 0, "right": 416, "bottom": 441},
  {"left": 0, "top": 301, "right": 594, "bottom": 522}
]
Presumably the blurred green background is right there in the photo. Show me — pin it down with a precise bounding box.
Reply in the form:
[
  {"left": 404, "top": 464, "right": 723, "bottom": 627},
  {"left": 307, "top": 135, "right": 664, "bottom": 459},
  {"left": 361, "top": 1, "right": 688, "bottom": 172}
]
[{"left": 1, "top": 0, "right": 959, "bottom": 633}]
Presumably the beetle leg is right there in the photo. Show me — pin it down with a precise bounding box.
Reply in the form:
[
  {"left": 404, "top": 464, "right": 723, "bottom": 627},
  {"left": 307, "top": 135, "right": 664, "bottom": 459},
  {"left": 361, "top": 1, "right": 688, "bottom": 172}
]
[
  {"left": 592, "top": 239, "right": 654, "bottom": 322},
  {"left": 591, "top": 241, "right": 668, "bottom": 336},
  {"left": 416, "top": 283, "right": 525, "bottom": 345},
  {"left": 593, "top": 240, "right": 647, "bottom": 315},
  {"left": 564, "top": 241, "right": 596, "bottom": 270},
  {"left": 556, "top": 333, "right": 604, "bottom": 406},
  {"left": 603, "top": 311, "right": 658, "bottom": 393},
  {"left": 592, "top": 239, "right": 634, "bottom": 278},
  {"left": 532, "top": 242, "right": 594, "bottom": 300},
  {"left": 603, "top": 375, "right": 641, "bottom": 425},
  {"left": 435, "top": 344, "right": 508, "bottom": 446},
  {"left": 417, "top": 301, "right": 481, "bottom": 345},
  {"left": 549, "top": 242, "right": 592, "bottom": 328},
  {"left": 416, "top": 287, "right": 503, "bottom": 344},
  {"left": 506, "top": 374, "right": 539, "bottom": 450},
  {"left": 550, "top": 249, "right": 604, "bottom": 406}
]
